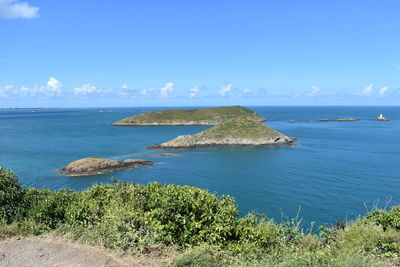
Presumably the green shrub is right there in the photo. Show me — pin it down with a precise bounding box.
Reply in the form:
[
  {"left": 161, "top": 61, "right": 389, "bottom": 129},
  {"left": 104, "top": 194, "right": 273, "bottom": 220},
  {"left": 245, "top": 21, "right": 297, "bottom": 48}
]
[
  {"left": 173, "top": 247, "right": 218, "bottom": 267},
  {"left": 1, "top": 166, "right": 400, "bottom": 266},
  {"left": 363, "top": 207, "right": 400, "bottom": 231},
  {"left": 364, "top": 210, "right": 391, "bottom": 230},
  {"left": 145, "top": 183, "right": 238, "bottom": 246},
  {"left": 229, "top": 213, "right": 285, "bottom": 256},
  {"left": 24, "top": 188, "right": 78, "bottom": 228},
  {"left": 65, "top": 184, "right": 123, "bottom": 226},
  {"left": 0, "top": 167, "right": 25, "bottom": 223},
  {"left": 388, "top": 206, "right": 400, "bottom": 230},
  {"left": 65, "top": 181, "right": 155, "bottom": 251}
]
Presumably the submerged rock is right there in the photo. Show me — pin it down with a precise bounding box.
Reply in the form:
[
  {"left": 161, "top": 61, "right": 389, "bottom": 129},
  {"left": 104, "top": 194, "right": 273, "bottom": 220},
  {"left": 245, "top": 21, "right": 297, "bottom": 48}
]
[
  {"left": 290, "top": 118, "right": 360, "bottom": 123},
  {"left": 289, "top": 120, "right": 311, "bottom": 123},
  {"left": 148, "top": 116, "right": 296, "bottom": 150},
  {"left": 336, "top": 118, "right": 360, "bottom": 121},
  {"left": 58, "top": 158, "right": 154, "bottom": 176},
  {"left": 149, "top": 153, "right": 178, "bottom": 157}
]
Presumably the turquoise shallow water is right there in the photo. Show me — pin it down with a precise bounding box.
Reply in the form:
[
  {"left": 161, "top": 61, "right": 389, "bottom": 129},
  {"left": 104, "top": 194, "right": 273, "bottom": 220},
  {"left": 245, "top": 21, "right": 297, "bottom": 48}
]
[{"left": 0, "top": 106, "right": 399, "bottom": 227}]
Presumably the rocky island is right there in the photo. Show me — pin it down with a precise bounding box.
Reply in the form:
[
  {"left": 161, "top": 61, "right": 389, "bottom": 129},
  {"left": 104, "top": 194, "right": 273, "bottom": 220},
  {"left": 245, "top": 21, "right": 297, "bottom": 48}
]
[
  {"left": 58, "top": 158, "right": 154, "bottom": 176},
  {"left": 112, "top": 106, "right": 266, "bottom": 126},
  {"left": 148, "top": 116, "right": 296, "bottom": 149}
]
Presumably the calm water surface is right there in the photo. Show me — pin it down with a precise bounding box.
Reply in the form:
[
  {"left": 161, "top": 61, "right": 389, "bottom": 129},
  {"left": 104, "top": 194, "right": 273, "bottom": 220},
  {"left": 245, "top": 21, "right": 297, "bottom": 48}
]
[{"left": 0, "top": 106, "right": 399, "bottom": 227}]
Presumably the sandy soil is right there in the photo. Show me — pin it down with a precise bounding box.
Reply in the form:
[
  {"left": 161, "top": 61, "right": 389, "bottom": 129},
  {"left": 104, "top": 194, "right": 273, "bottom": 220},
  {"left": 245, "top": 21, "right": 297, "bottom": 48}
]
[{"left": 0, "top": 237, "right": 174, "bottom": 267}]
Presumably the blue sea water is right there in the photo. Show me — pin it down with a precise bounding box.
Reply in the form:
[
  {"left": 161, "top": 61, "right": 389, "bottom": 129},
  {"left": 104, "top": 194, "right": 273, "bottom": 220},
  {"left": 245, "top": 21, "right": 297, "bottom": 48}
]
[{"left": 0, "top": 106, "right": 399, "bottom": 227}]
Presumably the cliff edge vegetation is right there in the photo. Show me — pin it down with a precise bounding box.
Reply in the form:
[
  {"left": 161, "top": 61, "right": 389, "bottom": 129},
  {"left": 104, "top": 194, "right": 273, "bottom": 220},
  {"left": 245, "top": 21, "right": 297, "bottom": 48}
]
[
  {"left": 148, "top": 116, "right": 296, "bottom": 149},
  {"left": 1, "top": 167, "right": 399, "bottom": 267},
  {"left": 112, "top": 106, "right": 266, "bottom": 126}
]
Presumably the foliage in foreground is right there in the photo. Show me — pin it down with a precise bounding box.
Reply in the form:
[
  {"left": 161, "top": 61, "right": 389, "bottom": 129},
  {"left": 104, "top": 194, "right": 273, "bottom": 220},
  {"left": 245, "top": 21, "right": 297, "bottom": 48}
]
[{"left": 1, "top": 166, "right": 399, "bottom": 266}]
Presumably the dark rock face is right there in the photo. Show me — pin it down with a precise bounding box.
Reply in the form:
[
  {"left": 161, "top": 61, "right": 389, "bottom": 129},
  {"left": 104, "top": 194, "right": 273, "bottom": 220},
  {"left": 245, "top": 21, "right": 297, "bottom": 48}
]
[{"left": 58, "top": 158, "right": 154, "bottom": 176}]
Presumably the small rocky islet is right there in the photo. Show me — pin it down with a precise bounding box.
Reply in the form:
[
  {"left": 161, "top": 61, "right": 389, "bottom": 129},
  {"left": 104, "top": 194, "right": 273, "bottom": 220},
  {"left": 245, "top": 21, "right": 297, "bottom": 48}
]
[
  {"left": 58, "top": 158, "right": 154, "bottom": 176},
  {"left": 290, "top": 118, "right": 360, "bottom": 123},
  {"left": 290, "top": 115, "right": 391, "bottom": 123},
  {"left": 112, "top": 106, "right": 267, "bottom": 126},
  {"left": 148, "top": 116, "right": 296, "bottom": 150},
  {"left": 149, "top": 153, "right": 178, "bottom": 157}
]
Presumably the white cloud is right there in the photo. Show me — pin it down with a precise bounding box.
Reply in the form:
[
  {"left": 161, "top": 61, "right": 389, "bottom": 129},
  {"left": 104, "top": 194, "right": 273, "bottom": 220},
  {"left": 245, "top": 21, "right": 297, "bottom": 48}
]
[
  {"left": 140, "top": 87, "right": 154, "bottom": 96},
  {"left": 360, "top": 84, "right": 373, "bottom": 96},
  {"left": 17, "top": 86, "right": 30, "bottom": 96},
  {"left": 0, "top": 85, "right": 13, "bottom": 98},
  {"left": 378, "top": 86, "right": 389, "bottom": 97},
  {"left": 118, "top": 84, "right": 137, "bottom": 97},
  {"left": 309, "top": 86, "right": 321, "bottom": 97},
  {"left": 74, "top": 83, "right": 99, "bottom": 96},
  {"left": 40, "top": 77, "right": 63, "bottom": 96},
  {"left": 159, "top": 82, "right": 174, "bottom": 98},
  {"left": 47, "top": 77, "right": 63, "bottom": 91},
  {"left": 242, "top": 88, "right": 253, "bottom": 93},
  {"left": 0, "top": 77, "right": 63, "bottom": 98},
  {"left": 189, "top": 86, "right": 200, "bottom": 98},
  {"left": 0, "top": 0, "right": 39, "bottom": 19},
  {"left": 219, "top": 84, "right": 232, "bottom": 97}
]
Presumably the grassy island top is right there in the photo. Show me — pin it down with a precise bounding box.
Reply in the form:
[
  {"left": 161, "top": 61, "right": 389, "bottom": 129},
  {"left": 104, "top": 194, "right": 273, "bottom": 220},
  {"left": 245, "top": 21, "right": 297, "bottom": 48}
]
[
  {"left": 149, "top": 116, "right": 295, "bottom": 149},
  {"left": 112, "top": 105, "right": 266, "bottom": 126},
  {"left": 194, "top": 116, "right": 285, "bottom": 140}
]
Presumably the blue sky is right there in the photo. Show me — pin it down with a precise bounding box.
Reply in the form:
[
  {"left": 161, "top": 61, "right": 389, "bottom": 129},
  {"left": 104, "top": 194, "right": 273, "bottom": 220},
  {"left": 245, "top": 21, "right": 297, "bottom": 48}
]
[{"left": 1, "top": 0, "right": 399, "bottom": 107}]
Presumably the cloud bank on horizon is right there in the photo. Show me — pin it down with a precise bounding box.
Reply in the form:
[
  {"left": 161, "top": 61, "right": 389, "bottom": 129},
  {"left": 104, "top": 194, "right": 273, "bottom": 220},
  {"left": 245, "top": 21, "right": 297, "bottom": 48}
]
[
  {"left": 0, "top": 0, "right": 39, "bottom": 19},
  {"left": 0, "top": 77, "right": 395, "bottom": 101}
]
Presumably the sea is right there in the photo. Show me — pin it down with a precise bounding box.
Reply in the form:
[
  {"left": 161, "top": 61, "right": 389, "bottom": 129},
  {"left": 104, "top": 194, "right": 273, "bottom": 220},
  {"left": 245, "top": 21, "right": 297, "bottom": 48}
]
[{"left": 0, "top": 106, "right": 399, "bottom": 228}]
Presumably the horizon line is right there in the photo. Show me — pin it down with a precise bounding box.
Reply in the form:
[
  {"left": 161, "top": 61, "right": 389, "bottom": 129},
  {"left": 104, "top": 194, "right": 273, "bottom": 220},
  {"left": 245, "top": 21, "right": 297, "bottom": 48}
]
[{"left": 1, "top": 104, "right": 400, "bottom": 109}]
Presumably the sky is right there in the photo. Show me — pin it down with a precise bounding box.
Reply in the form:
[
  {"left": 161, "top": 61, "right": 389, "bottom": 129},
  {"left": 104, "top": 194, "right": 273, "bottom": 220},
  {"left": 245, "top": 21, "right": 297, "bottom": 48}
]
[{"left": 0, "top": 0, "right": 399, "bottom": 107}]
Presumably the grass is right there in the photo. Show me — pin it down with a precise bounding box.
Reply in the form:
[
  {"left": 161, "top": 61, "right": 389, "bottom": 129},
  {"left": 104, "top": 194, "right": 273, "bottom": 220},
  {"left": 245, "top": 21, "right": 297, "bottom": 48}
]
[
  {"left": 1, "top": 166, "right": 399, "bottom": 266},
  {"left": 194, "top": 116, "right": 286, "bottom": 140},
  {"left": 113, "top": 106, "right": 266, "bottom": 125},
  {"left": 155, "top": 117, "right": 292, "bottom": 148}
]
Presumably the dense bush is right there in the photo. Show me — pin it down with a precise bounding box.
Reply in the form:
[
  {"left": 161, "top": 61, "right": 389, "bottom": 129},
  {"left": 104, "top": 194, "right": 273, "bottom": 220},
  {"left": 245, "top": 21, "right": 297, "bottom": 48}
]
[
  {"left": 24, "top": 188, "right": 79, "bottom": 229},
  {"left": 0, "top": 167, "right": 25, "bottom": 223},
  {"left": 144, "top": 183, "right": 238, "bottom": 245},
  {"left": 1, "top": 167, "right": 400, "bottom": 266},
  {"left": 363, "top": 206, "right": 400, "bottom": 231}
]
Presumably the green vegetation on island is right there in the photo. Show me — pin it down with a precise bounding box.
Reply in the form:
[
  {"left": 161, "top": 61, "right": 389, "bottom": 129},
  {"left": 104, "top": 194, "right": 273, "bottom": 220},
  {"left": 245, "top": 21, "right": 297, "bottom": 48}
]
[
  {"left": 148, "top": 116, "right": 296, "bottom": 149},
  {"left": 2, "top": 166, "right": 399, "bottom": 266},
  {"left": 112, "top": 106, "right": 267, "bottom": 126}
]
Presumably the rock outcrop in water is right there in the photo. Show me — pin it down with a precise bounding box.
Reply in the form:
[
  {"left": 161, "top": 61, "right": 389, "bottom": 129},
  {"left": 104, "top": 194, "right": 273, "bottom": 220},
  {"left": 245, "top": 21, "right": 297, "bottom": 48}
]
[
  {"left": 112, "top": 106, "right": 267, "bottom": 126},
  {"left": 377, "top": 114, "right": 391, "bottom": 121},
  {"left": 290, "top": 118, "right": 360, "bottom": 123},
  {"left": 148, "top": 116, "right": 296, "bottom": 149},
  {"left": 58, "top": 158, "right": 154, "bottom": 176},
  {"left": 149, "top": 153, "right": 178, "bottom": 157}
]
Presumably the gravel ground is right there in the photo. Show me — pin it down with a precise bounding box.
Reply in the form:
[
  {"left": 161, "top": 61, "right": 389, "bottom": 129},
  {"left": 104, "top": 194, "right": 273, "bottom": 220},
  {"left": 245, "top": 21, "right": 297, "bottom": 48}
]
[{"left": 0, "top": 237, "right": 174, "bottom": 267}]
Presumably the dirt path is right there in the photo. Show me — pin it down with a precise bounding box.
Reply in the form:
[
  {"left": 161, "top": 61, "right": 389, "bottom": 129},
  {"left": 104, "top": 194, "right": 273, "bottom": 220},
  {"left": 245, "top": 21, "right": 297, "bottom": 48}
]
[{"left": 0, "top": 237, "right": 174, "bottom": 267}]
